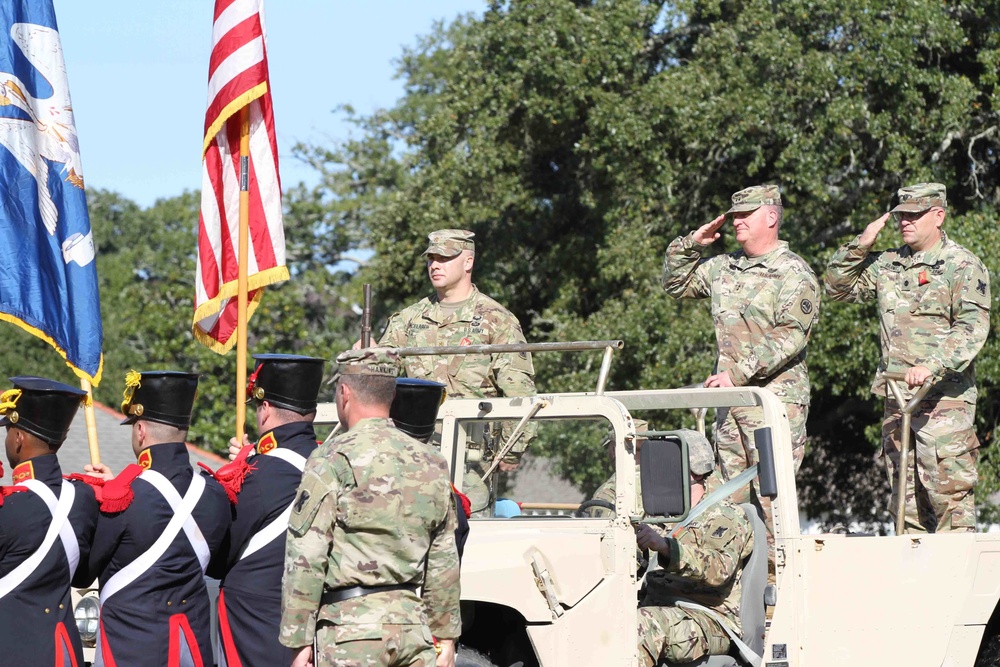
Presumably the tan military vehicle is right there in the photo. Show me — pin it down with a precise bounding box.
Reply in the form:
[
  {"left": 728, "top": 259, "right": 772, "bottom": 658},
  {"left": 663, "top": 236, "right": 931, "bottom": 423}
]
[{"left": 347, "top": 342, "right": 1000, "bottom": 667}]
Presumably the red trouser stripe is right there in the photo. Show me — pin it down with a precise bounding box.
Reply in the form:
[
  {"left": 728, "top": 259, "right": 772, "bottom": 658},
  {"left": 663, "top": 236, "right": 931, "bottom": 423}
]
[{"left": 217, "top": 588, "right": 244, "bottom": 667}]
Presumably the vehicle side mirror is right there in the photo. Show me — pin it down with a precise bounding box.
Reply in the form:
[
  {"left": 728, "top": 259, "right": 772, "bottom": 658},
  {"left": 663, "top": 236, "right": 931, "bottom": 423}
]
[{"left": 640, "top": 434, "right": 690, "bottom": 518}]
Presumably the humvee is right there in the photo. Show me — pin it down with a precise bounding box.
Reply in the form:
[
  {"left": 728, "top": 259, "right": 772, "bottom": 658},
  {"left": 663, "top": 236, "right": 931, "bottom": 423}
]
[{"left": 353, "top": 341, "right": 1000, "bottom": 667}]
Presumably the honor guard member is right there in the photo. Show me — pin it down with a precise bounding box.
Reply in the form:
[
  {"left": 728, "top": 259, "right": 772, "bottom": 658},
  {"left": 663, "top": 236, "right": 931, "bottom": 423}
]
[
  {"left": 79, "top": 371, "right": 231, "bottom": 667},
  {"left": 390, "top": 377, "right": 471, "bottom": 559},
  {"left": 636, "top": 432, "right": 755, "bottom": 665},
  {"left": 662, "top": 185, "right": 819, "bottom": 492},
  {"left": 378, "top": 229, "right": 537, "bottom": 511},
  {"left": 280, "top": 348, "right": 461, "bottom": 667},
  {"left": 0, "top": 377, "right": 99, "bottom": 667},
  {"left": 825, "top": 183, "right": 991, "bottom": 532},
  {"left": 206, "top": 354, "right": 325, "bottom": 666}
]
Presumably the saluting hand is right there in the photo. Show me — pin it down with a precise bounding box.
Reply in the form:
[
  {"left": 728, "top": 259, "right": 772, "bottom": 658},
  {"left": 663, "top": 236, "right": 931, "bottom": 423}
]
[
  {"left": 228, "top": 434, "right": 252, "bottom": 461},
  {"left": 691, "top": 214, "right": 727, "bottom": 245},
  {"left": 858, "top": 213, "right": 891, "bottom": 248},
  {"left": 83, "top": 462, "right": 114, "bottom": 481}
]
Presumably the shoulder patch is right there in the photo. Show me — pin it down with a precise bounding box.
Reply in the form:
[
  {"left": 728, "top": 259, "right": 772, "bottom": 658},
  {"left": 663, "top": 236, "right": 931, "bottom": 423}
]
[
  {"left": 800, "top": 299, "right": 813, "bottom": 315},
  {"left": 287, "top": 468, "right": 331, "bottom": 537}
]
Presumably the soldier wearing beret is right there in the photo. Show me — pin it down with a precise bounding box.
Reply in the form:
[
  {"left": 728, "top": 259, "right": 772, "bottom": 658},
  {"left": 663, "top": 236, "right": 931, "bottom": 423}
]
[
  {"left": 825, "top": 183, "right": 991, "bottom": 532},
  {"left": 207, "top": 355, "right": 325, "bottom": 666},
  {"left": 280, "top": 348, "right": 461, "bottom": 667},
  {"left": 79, "top": 371, "right": 231, "bottom": 666},
  {"left": 662, "top": 185, "right": 820, "bottom": 511},
  {"left": 635, "top": 430, "right": 755, "bottom": 665},
  {"left": 0, "top": 377, "right": 99, "bottom": 666},
  {"left": 377, "top": 229, "right": 536, "bottom": 509}
]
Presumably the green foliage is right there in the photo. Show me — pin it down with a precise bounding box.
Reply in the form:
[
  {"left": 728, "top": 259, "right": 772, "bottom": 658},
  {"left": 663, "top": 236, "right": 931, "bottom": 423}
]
[
  {"left": 292, "top": 0, "right": 1000, "bottom": 519},
  {"left": 1, "top": 188, "right": 361, "bottom": 458}
]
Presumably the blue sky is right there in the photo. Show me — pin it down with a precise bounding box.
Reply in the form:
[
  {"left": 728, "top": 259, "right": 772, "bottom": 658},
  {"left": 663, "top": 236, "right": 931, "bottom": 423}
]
[{"left": 53, "top": 0, "right": 484, "bottom": 208}]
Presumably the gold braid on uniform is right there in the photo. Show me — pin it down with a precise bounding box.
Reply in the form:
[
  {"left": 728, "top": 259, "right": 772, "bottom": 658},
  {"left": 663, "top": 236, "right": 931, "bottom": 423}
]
[{"left": 121, "top": 370, "right": 142, "bottom": 412}]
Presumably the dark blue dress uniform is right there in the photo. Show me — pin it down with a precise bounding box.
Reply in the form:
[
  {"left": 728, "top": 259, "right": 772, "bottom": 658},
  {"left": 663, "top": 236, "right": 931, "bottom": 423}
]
[
  {"left": 83, "top": 443, "right": 230, "bottom": 667},
  {"left": 0, "top": 377, "right": 99, "bottom": 667},
  {"left": 209, "top": 422, "right": 318, "bottom": 667},
  {"left": 79, "top": 371, "right": 231, "bottom": 667},
  {"left": 0, "top": 456, "right": 99, "bottom": 667},
  {"left": 205, "top": 354, "right": 324, "bottom": 667}
]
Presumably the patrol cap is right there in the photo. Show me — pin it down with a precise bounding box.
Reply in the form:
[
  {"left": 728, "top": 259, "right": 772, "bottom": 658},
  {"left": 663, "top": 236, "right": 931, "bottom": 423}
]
[
  {"left": 726, "top": 184, "right": 782, "bottom": 214},
  {"left": 332, "top": 347, "right": 400, "bottom": 382},
  {"left": 686, "top": 430, "right": 715, "bottom": 476},
  {"left": 891, "top": 182, "right": 947, "bottom": 213},
  {"left": 390, "top": 378, "right": 446, "bottom": 443},
  {"left": 422, "top": 229, "right": 476, "bottom": 258},
  {"left": 120, "top": 370, "right": 199, "bottom": 428},
  {"left": 247, "top": 354, "right": 325, "bottom": 414},
  {"left": 0, "top": 377, "right": 86, "bottom": 446}
]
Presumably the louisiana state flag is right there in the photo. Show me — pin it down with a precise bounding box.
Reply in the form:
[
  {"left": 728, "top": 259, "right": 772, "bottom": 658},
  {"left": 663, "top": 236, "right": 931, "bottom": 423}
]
[{"left": 0, "top": 1, "right": 102, "bottom": 384}]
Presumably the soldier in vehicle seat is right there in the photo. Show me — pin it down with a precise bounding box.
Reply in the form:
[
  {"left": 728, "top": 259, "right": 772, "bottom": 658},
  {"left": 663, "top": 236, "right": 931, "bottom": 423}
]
[{"left": 635, "top": 431, "right": 754, "bottom": 665}]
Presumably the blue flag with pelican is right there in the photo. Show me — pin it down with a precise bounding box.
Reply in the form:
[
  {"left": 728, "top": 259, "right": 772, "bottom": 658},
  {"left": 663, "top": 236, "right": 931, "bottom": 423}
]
[{"left": 0, "top": 0, "right": 102, "bottom": 385}]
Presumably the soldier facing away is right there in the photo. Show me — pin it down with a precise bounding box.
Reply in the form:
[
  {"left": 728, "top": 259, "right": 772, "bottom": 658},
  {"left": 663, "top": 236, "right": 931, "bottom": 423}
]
[
  {"left": 635, "top": 430, "right": 755, "bottom": 664},
  {"left": 279, "top": 348, "right": 461, "bottom": 667},
  {"left": 824, "top": 183, "right": 991, "bottom": 532},
  {"left": 662, "top": 185, "right": 820, "bottom": 501},
  {"left": 0, "top": 377, "right": 99, "bottom": 667},
  {"left": 80, "top": 370, "right": 231, "bottom": 666},
  {"left": 377, "top": 228, "right": 537, "bottom": 511},
  {"left": 208, "top": 354, "right": 326, "bottom": 666}
]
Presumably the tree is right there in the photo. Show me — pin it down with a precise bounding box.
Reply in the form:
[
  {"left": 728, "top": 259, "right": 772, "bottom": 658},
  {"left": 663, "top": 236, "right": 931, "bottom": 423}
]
[{"left": 294, "top": 0, "right": 999, "bottom": 523}]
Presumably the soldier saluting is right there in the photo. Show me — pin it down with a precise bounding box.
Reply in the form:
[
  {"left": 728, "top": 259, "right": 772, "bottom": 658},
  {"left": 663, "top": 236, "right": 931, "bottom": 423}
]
[
  {"left": 80, "top": 371, "right": 231, "bottom": 666},
  {"left": 0, "top": 377, "right": 99, "bottom": 667},
  {"left": 825, "top": 183, "right": 991, "bottom": 532}
]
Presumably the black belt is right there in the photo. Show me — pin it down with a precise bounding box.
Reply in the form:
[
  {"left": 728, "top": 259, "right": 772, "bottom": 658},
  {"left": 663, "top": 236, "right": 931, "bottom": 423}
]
[{"left": 320, "top": 583, "right": 419, "bottom": 605}]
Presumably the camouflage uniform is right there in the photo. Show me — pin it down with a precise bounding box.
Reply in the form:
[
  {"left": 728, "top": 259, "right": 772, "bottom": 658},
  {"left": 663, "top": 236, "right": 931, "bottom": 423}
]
[
  {"left": 638, "top": 474, "right": 754, "bottom": 665},
  {"left": 380, "top": 229, "right": 537, "bottom": 512},
  {"left": 824, "top": 183, "right": 991, "bottom": 533},
  {"left": 279, "top": 350, "right": 461, "bottom": 666},
  {"left": 662, "top": 186, "right": 819, "bottom": 493}
]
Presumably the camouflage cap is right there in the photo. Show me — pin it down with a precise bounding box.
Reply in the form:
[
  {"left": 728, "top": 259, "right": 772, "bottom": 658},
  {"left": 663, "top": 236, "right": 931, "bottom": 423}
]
[
  {"left": 333, "top": 347, "right": 400, "bottom": 381},
  {"left": 727, "top": 184, "right": 782, "bottom": 214},
  {"left": 891, "top": 182, "right": 947, "bottom": 213},
  {"left": 422, "top": 229, "right": 476, "bottom": 258},
  {"left": 686, "top": 430, "right": 715, "bottom": 476}
]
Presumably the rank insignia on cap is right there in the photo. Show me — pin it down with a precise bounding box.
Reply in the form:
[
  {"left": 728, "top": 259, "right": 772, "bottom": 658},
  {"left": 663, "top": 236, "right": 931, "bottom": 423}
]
[
  {"left": 138, "top": 449, "right": 152, "bottom": 469},
  {"left": 12, "top": 461, "right": 34, "bottom": 484},
  {"left": 257, "top": 432, "right": 277, "bottom": 455}
]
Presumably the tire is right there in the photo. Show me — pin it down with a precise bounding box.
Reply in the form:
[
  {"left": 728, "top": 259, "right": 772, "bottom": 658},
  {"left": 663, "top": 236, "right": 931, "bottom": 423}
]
[
  {"left": 976, "top": 629, "right": 1000, "bottom": 666},
  {"left": 456, "top": 646, "right": 498, "bottom": 667}
]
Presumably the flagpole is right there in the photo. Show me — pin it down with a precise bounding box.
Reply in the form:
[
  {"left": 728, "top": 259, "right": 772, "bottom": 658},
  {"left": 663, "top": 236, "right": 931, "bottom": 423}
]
[
  {"left": 235, "top": 106, "right": 251, "bottom": 442},
  {"left": 80, "top": 378, "right": 100, "bottom": 465}
]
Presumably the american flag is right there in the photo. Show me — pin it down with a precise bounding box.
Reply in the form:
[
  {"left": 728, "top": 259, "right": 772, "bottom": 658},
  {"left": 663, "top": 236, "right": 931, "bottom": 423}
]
[{"left": 194, "top": 0, "right": 288, "bottom": 353}]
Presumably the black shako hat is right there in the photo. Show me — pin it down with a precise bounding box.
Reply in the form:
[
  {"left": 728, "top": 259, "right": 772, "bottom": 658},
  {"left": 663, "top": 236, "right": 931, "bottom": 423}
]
[
  {"left": 390, "top": 378, "right": 446, "bottom": 443},
  {"left": 120, "top": 370, "right": 199, "bottom": 428},
  {"left": 0, "top": 376, "right": 87, "bottom": 446},
  {"left": 247, "top": 354, "right": 325, "bottom": 414}
]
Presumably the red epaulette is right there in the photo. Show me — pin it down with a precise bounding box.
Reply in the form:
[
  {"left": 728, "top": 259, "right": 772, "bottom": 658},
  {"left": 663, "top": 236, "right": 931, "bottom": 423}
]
[
  {"left": 0, "top": 485, "right": 28, "bottom": 507},
  {"left": 452, "top": 484, "right": 472, "bottom": 519},
  {"left": 64, "top": 473, "right": 107, "bottom": 503},
  {"left": 198, "top": 444, "right": 256, "bottom": 505},
  {"left": 99, "top": 464, "right": 144, "bottom": 513}
]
